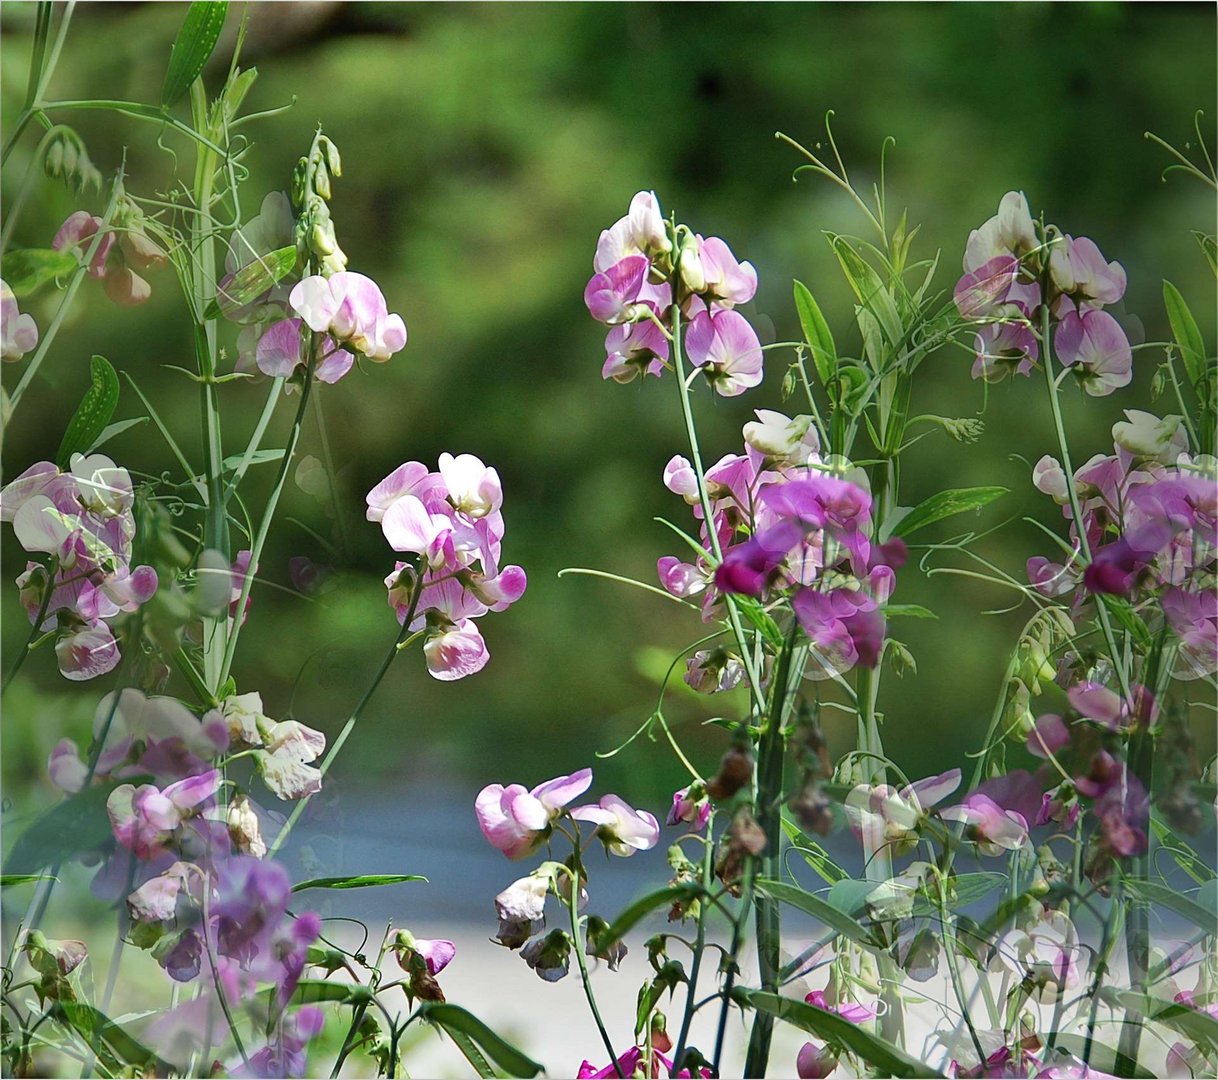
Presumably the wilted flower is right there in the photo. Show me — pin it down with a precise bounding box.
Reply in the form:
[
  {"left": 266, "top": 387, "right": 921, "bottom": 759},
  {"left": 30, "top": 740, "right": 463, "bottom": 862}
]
[
  {"left": 494, "top": 872, "right": 551, "bottom": 948},
  {"left": 520, "top": 928, "right": 572, "bottom": 981}
]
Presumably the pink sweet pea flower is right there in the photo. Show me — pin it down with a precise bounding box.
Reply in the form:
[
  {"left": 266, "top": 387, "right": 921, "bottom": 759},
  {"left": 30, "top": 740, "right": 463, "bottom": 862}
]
[
  {"left": 423, "top": 618, "right": 490, "bottom": 681},
  {"left": 1, "top": 280, "right": 39, "bottom": 362},
  {"left": 804, "top": 989, "right": 877, "bottom": 1024},
  {"left": 107, "top": 770, "right": 220, "bottom": 860},
  {"left": 584, "top": 254, "right": 648, "bottom": 325},
  {"left": 577, "top": 1048, "right": 643, "bottom": 1079},
  {"left": 954, "top": 254, "right": 1019, "bottom": 318},
  {"left": 844, "top": 769, "right": 960, "bottom": 855},
  {"left": 289, "top": 272, "right": 406, "bottom": 361},
  {"left": 603, "top": 314, "right": 669, "bottom": 383},
  {"left": 796, "top": 1041, "right": 839, "bottom": 1079},
  {"left": 696, "top": 235, "right": 758, "bottom": 307},
  {"left": 657, "top": 556, "right": 705, "bottom": 598},
  {"left": 1162, "top": 586, "right": 1218, "bottom": 680},
  {"left": 571, "top": 794, "right": 660, "bottom": 857},
  {"left": 54, "top": 620, "right": 120, "bottom": 681},
  {"left": 963, "top": 191, "right": 1038, "bottom": 272},
  {"left": 971, "top": 319, "right": 1038, "bottom": 383},
  {"left": 685, "top": 308, "right": 763, "bottom": 396},
  {"left": 1067, "top": 682, "right": 1126, "bottom": 730},
  {"left": 1054, "top": 308, "right": 1132, "bottom": 396},
  {"left": 255, "top": 318, "right": 354, "bottom": 383},
  {"left": 1048, "top": 235, "right": 1126, "bottom": 307},
  {"left": 52, "top": 211, "right": 114, "bottom": 278},
  {"left": 792, "top": 587, "right": 885, "bottom": 676},
  {"left": 667, "top": 786, "right": 711, "bottom": 831},
  {"left": 941, "top": 793, "right": 1030, "bottom": 856},
  {"left": 594, "top": 191, "right": 670, "bottom": 272},
  {"left": 476, "top": 768, "right": 593, "bottom": 858}
]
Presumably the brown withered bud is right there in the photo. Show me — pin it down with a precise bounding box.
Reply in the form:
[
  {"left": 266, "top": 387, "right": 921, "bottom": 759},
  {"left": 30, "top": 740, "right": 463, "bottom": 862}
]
[
  {"left": 788, "top": 783, "right": 834, "bottom": 836},
  {"left": 715, "top": 809, "right": 767, "bottom": 895},
  {"left": 706, "top": 742, "right": 755, "bottom": 801}
]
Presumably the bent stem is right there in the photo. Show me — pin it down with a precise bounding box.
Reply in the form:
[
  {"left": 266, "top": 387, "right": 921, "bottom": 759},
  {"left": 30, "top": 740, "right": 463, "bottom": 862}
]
[{"left": 267, "top": 585, "right": 420, "bottom": 859}]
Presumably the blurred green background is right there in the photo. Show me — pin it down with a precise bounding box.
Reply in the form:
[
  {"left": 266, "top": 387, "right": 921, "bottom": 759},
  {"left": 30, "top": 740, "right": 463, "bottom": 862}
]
[{"left": 2, "top": 1, "right": 1215, "bottom": 814}]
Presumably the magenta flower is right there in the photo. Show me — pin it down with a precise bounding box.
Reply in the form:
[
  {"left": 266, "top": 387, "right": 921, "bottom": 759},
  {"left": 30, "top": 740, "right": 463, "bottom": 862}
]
[
  {"left": 1048, "top": 235, "right": 1126, "bottom": 307},
  {"left": 696, "top": 235, "right": 758, "bottom": 307},
  {"left": 584, "top": 254, "right": 648, "bottom": 325},
  {"left": 1, "top": 280, "right": 38, "bottom": 362},
  {"left": 667, "top": 785, "right": 711, "bottom": 831},
  {"left": 954, "top": 254, "right": 1018, "bottom": 318},
  {"left": 288, "top": 272, "right": 406, "bottom": 361},
  {"left": 963, "top": 191, "right": 1038, "bottom": 272},
  {"left": 715, "top": 522, "right": 803, "bottom": 597},
  {"left": 577, "top": 1048, "right": 643, "bottom": 1079},
  {"left": 1162, "top": 586, "right": 1218, "bottom": 680},
  {"left": 570, "top": 794, "right": 661, "bottom": 856},
  {"left": 657, "top": 556, "right": 706, "bottom": 598},
  {"left": 237, "top": 1006, "right": 324, "bottom": 1079},
  {"left": 684, "top": 648, "right": 744, "bottom": 694},
  {"left": 796, "top": 1041, "right": 839, "bottom": 1079},
  {"left": 476, "top": 768, "right": 593, "bottom": 858},
  {"left": 685, "top": 308, "right": 763, "bottom": 396},
  {"left": 1026, "top": 713, "right": 1071, "bottom": 759},
  {"left": 603, "top": 313, "right": 670, "bottom": 383},
  {"left": 804, "top": 989, "right": 877, "bottom": 1024},
  {"left": 107, "top": 770, "right": 220, "bottom": 860},
  {"left": 1054, "top": 307, "right": 1132, "bottom": 396},
  {"left": 793, "top": 587, "right": 885, "bottom": 675},
  {"left": 254, "top": 317, "right": 354, "bottom": 383},
  {"left": 594, "top": 190, "right": 670, "bottom": 272},
  {"left": 941, "top": 793, "right": 1030, "bottom": 855}
]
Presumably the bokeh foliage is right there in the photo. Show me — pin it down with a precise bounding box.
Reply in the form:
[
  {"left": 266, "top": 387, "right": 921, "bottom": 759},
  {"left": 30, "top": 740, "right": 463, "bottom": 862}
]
[{"left": 2, "top": 1, "right": 1215, "bottom": 810}]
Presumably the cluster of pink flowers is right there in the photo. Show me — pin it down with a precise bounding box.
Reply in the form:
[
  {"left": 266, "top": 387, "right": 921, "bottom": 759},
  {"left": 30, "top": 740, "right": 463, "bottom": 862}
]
[
  {"left": 0, "top": 454, "right": 158, "bottom": 679},
  {"left": 1, "top": 278, "right": 39, "bottom": 361},
  {"left": 584, "top": 191, "right": 764, "bottom": 396},
  {"left": 955, "top": 191, "right": 1132, "bottom": 395},
  {"left": 368, "top": 452, "right": 526, "bottom": 680},
  {"left": 476, "top": 768, "right": 659, "bottom": 980},
  {"left": 44, "top": 687, "right": 327, "bottom": 1075},
  {"left": 658, "top": 411, "right": 904, "bottom": 680},
  {"left": 221, "top": 192, "right": 407, "bottom": 384},
  {"left": 52, "top": 208, "right": 165, "bottom": 306},
  {"left": 1027, "top": 413, "right": 1216, "bottom": 681}
]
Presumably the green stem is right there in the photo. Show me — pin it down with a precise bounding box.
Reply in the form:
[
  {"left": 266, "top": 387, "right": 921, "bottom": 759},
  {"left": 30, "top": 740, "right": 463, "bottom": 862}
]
[
  {"left": 672, "top": 818, "right": 715, "bottom": 1074},
  {"left": 568, "top": 860, "right": 623, "bottom": 1077},
  {"left": 1, "top": 562, "right": 55, "bottom": 694},
  {"left": 267, "top": 594, "right": 418, "bottom": 859}
]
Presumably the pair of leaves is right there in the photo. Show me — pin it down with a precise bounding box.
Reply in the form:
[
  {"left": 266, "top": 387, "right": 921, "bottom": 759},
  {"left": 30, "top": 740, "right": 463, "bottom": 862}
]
[
  {"left": 740, "top": 989, "right": 943, "bottom": 1078},
  {"left": 420, "top": 1002, "right": 544, "bottom": 1078}
]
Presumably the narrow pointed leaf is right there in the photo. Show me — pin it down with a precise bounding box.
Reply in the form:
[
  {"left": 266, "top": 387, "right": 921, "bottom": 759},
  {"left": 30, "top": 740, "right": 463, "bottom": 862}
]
[
  {"left": 51, "top": 1002, "right": 171, "bottom": 1072},
  {"left": 420, "top": 1003, "right": 544, "bottom": 1077},
  {"left": 1163, "top": 280, "right": 1206, "bottom": 388},
  {"left": 291, "top": 874, "right": 427, "bottom": 892},
  {"left": 1122, "top": 878, "right": 1215, "bottom": 933},
  {"left": 793, "top": 280, "right": 837, "bottom": 388},
  {"left": 87, "top": 416, "right": 149, "bottom": 453},
  {"left": 755, "top": 878, "right": 880, "bottom": 947},
  {"left": 162, "top": 1, "right": 229, "bottom": 107},
  {"left": 205, "top": 245, "right": 298, "bottom": 319},
  {"left": 598, "top": 884, "right": 705, "bottom": 947},
  {"left": 891, "top": 486, "right": 1008, "bottom": 538},
  {"left": 740, "top": 990, "right": 944, "bottom": 1077},
  {"left": 57, "top": 355, "right": 120, "bottom": 468}
]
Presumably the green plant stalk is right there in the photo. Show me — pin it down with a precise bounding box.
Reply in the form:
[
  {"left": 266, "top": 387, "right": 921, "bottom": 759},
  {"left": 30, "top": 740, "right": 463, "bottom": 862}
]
[
  {"left": 568, "top": 857, "right": 623, "bottom": 1078},
  {"left": 672, "top": 823, "right": 715, "bottom": 1074},
  {"left": 743, "top": 632, "right": 803, "bottom": 1078},
  {"left": 267, "top": 587, "right": 420, "bottom": 859},
  {"left": 189, "top": 78, "right": 229, "bottom": 692}
]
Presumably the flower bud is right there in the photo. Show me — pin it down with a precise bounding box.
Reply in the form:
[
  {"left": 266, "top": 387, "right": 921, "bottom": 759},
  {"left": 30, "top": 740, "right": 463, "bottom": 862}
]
[
  {"left": 678, "top": 239, "right": 706, "bottom": 294},
  {"left": 226, "top": 793, "right": 267, "bottom": 857}
]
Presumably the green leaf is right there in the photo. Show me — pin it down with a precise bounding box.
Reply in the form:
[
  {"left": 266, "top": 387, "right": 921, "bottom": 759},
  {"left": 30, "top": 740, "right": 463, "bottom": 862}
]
[
  {"left": 884, "top": 603, "right": 938, "bottom": 620},
  {"left": 598, "top": 884, "right": 704, "bottom": 947},
  {"left": 161, "top": 1, "right": 229, "bottom": 107},
  {"left": 221, "top": 448, "right": 284, "bottom": 472},
  {"left": 291, "top": 874, "right": 427, "bottom": 892},
  {"left": 740, "top": 990, "right": 944, "bottom": 1078},
  {"left": 829, "top": 237, "right": 902, "bottom": 349},
  {"left": 0, "top": 874, "right": 57, "bottom": 888},
  {"left": 87, "top": 416, "right": 148, "bottom": 453},
  {"left": 56, "top": 355, "right": 120, "bottom": 468},
  {"left": 780, "top": 818, "right": 848, "bottom": 884},
  {"left": 1100, "top": 595, "right": 1154, "bottom": 650},
  {"left": 1163, "top": 280, "right": 1206, "bottom": 388},
  {"left": 793, "top": 280, "right": 837, "bottom": 388},
  {"left": 891, "top": 486, "right": 1008, "bottom": 538},
  {"left": 1123, "top": 879, "right": 1215, "bottom": 933},
  {"left": 205, "top": 245, "right": 298, "bottom": 319},
  {"left": 1120, "top": 992, "right": 1218, "bottom": 1052},
  {"left": 51, "top": 1002, "right": 170, "bottom": 1072},
  {"left": 755, "top": 879, "right": 880, "bottom": 948},
  {"left": 826, "top": 878, "right": 875, "bottom": 918},
  {"left": 420, "top": 1003, "right": 544, "bottom": 1078},
  {"left": 284, "top": 979, "right": 359, "bottom": 1005},
  {"left": 1, "top": 248, "right": 80, "bottom": 296},
  {"left": 732, "top": 594, "right": 784, "bottom": 648},
  {"left": 444, "top": 1024, "right": 496, "bottom": 1078},
  {"left": 3, "top": 783, "right": 120, "bottom": 875},
  {"left": 1051, "top": 1035, "right": 1153, "bottom": 1079}
]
